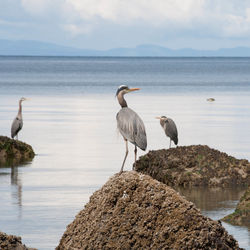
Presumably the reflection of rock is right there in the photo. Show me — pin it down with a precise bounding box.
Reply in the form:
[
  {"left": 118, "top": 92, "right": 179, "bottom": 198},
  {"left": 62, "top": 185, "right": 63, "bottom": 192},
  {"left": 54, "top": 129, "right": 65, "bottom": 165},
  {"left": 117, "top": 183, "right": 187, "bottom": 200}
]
[
  {"left": 0, "top": 231, "right": 36, "bottom": 250},
  {"left": 176, "top": 186, "right": 246, "bottom": 212},
  {"left": 222, "top": 186, "right": 250, "bottom": 227},
  {"left": 57, "top": 171, "right": 241, "bottom": 249},
  {"left": 134, "top": 145, "right": 250, "bottom": 187},
  {"left": 0, "top": 136, "right": 35, "bottom": 166}
]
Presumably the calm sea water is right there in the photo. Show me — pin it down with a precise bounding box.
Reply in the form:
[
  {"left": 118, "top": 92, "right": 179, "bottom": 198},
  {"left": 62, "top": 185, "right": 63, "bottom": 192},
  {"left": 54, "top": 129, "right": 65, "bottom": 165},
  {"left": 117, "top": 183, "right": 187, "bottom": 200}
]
[{"left": 0, "top": 56, "right": 250, "bottom": 249}]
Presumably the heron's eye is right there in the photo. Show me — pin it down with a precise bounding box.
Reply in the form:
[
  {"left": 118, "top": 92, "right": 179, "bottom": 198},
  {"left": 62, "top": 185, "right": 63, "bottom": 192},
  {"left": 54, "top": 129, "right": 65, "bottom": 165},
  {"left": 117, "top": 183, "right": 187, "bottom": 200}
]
[
  {"left": 116, "top": 85, "right": 129, "bottom": 96},
  {"left": 122, "top": 86, "right": 129, "bottom": 91}
]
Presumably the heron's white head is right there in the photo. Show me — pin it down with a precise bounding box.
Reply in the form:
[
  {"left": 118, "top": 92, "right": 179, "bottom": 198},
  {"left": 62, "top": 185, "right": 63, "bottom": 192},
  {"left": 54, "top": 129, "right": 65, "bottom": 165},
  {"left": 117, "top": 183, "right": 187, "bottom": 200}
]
[
  {"left": 116, "top": 85, "right": 140, "bottom": 96},
  {"left": 155, "top": 116, "right": 167, "bottom": 121},
  {"left": 19, "top": 97, "right": 30, "bottom": 104},
  {"left": 20, "top": 97, "right": 28, "bottom": 102},
  {"left": 156, "top": 116, "right": 168, "bottom": 128}
]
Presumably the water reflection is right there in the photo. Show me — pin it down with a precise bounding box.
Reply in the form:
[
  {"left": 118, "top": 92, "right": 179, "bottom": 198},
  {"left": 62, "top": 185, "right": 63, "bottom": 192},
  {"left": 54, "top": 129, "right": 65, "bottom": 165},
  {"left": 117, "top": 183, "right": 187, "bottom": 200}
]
[
  {"left": 0, "top": 165, "right": 25, "bottom": 218},
  {"left": 222, "top": 222, "right": 250, "bottom": 249},
  {"left": 177, "top": 186, "right": 250, "bottom": 249},
  {"left": 176, "top": 186, "right": 246, "bottom": 212},
  {"left": 11, "top": 166, "right": 22, "bottom": 208}
]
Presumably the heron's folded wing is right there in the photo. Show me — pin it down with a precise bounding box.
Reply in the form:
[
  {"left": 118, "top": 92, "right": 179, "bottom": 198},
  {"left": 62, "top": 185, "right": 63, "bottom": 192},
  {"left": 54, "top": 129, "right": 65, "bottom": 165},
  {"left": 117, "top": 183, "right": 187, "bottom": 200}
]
[
  {"left": 11, "top": 117, "right": 23, "bottom": 138},
  {"left": 116, "top": 108, "right": 147, "bottom": 150},
  {"left": 164, "top": 118, "right": 178, "bottom": 143}
]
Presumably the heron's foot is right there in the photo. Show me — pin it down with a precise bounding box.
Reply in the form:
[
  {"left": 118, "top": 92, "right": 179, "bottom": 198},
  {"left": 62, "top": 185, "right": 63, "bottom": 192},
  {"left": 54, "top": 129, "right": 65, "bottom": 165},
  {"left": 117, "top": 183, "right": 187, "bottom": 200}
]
[{"left": 118, "top": 170, "right": 123, "bottom": 175}]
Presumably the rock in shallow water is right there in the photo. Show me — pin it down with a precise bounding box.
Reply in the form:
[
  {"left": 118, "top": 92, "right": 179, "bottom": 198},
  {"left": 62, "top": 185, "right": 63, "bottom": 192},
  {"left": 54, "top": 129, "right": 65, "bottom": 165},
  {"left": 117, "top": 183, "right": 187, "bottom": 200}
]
[
  {"left": 0, "top": 231, "right": 36, "bottom": 250},
  {"left": 222, "top": 186, "right": 250, "bottom": 227},
  {"left": 0, "top": 136, "right": 35, "bottom": 166},
  {"left": 57, "top": 171, "right": 242, "bottom": 249},
  {"left": 134, "top": 145, "right": 250, "bottom": 187}
]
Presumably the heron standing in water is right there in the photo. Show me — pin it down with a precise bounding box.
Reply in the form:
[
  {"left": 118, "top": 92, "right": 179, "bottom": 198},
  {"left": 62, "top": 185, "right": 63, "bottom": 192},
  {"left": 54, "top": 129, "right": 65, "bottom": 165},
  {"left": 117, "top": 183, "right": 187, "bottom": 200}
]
[
  {"left": 11, "top": 97, "right": 27, "bottom": 140},
  {"left": 116, "top": 85, "right": 147, "bottom": 173},
  {"left": 156, "top": 116, "right": 178, "bottom": 148}
]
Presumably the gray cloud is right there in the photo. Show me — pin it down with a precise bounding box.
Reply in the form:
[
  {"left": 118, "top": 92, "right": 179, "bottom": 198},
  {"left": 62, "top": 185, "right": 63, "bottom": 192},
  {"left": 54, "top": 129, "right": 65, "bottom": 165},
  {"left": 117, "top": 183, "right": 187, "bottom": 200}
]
[{"left": 0, "top": 0, "right": 250, "bottom": 49}]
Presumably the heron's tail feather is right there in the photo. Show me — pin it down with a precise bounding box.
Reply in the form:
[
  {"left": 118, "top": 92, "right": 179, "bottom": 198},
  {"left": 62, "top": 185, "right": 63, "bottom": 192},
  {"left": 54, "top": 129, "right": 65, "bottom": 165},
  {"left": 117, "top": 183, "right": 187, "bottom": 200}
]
[{"left": 173, "top": 137, "right": 178, "bottom": 145}]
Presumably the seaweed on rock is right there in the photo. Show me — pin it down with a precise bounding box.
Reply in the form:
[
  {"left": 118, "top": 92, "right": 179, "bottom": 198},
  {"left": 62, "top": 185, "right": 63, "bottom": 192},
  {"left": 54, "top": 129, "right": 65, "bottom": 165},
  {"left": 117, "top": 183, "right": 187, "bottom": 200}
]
[{"left": 0, "top": 136, "right": 35, "bottom": 166}]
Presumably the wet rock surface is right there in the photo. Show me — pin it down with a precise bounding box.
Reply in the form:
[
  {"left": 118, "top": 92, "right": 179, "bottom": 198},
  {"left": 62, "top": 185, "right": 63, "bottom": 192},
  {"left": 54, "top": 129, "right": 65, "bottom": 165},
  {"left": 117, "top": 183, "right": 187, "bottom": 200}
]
[
  {"left": 222, "top": 186, "right": 250, "bottom": 227},
  {"left": 0, "top": 136, "right": 35, "bottom": 166},
  {"left": 57, "top": 171, "right": 241, "bottom": 250},
  {"left": 134, "top": 145, "right": 250, "bottom": 187},
  {"left": 0, "top": 231, "right": 36, "bottom": 250}
]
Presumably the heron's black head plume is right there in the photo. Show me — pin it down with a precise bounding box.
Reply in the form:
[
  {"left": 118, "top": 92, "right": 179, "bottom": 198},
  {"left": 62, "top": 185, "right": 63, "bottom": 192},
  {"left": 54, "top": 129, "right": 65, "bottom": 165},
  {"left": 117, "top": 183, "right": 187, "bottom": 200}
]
[{"left": 116, "top": 85, "right": 129, "bottom": 96}]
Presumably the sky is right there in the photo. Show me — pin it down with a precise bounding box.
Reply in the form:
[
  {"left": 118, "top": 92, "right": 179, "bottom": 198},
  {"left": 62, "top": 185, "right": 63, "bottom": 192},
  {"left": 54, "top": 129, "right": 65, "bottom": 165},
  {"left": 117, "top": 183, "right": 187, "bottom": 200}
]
[{"left": 1, "top": 0, "right": 250, "bottom": 50}]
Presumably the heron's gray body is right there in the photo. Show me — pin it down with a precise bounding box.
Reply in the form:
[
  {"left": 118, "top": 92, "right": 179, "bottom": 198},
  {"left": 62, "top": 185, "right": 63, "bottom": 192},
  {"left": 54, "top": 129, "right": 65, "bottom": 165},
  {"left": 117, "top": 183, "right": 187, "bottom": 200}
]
[
  {"left": 160, "top": 118, "right": 178, "bottom": 145},
  {"left": 116, "top": 107, "right": 147, "bottom": 151},
  {"left": 11, "top": 115, "right": 23, "bottom": 139},
  {"left": 11, "top": 97, "right": 26, "bottom": 140}
]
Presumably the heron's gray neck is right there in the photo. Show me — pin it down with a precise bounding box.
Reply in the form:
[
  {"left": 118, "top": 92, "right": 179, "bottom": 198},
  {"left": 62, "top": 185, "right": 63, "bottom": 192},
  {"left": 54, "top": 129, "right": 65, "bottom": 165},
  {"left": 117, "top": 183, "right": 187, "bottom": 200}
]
[
  {"left": 18, "top": 101, "right": 22, "bottom": 117},
  {"left": 160, "top": 119, "right": 165, "bottom": 128},
  {"left": 117, "top": 93, "right": 128, "bottom": 108}
]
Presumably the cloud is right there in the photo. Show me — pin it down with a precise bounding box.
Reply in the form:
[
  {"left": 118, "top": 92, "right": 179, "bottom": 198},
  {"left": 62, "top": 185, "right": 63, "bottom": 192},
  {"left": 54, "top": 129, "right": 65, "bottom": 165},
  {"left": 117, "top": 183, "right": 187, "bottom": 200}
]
[
  {"left": 64, "top": 0, "right": 204, "bottom": 24},
  {"left": 63, "top": 23, "right": 93, "bottom": 36},
  {"left": 2, "top": 0, "right": 250, "bottom": 49},
  {"left": 56, "top": 0, "right": 250, "bottom": 39},
  {"left": 221, "top": 8, "right": 250, "bottom": 37},
  {"left": 17, "top": 0, "right": 250, "bottom": 37},
  {"left": 0, "top": 19, "right": 28, "bottom": 27},
  {"left": 21, "top": 0, "right": 65, "bottom": 19}
]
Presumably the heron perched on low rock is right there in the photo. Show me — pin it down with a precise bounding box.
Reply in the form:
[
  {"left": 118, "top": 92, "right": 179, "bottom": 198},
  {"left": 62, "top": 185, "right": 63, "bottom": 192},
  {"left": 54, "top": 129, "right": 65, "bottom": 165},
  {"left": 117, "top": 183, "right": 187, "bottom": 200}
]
[
  {"left": 156, "top": 116, "right": 178, "bottom": 148},
  {"left": 116, "top": 85, "right": 147, "bottom": 174},
  {"left": 11, "top": 97, "right": 27, "bottom": 140}
]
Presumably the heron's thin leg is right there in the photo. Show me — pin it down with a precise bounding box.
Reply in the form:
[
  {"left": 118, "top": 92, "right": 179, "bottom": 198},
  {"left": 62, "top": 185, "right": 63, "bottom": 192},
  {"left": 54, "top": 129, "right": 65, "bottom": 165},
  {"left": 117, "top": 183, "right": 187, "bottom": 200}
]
[
  {"left": 119, "top": 139, "right": 128, "bottom": 174},
  {"left": 169, "top": 139, "right": 171, "bottom": 148},
  {"left": 133, "top": 146, "right": 137, "bottom": 170},
  {"left": 17, "top": 134, "right": 18, "bottom": 141}
]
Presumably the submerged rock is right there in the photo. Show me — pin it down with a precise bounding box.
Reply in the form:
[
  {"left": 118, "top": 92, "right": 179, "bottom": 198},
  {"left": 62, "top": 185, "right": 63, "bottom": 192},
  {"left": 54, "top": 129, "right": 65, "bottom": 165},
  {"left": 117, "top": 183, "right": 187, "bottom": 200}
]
[
  {"left": 0, "top": 231, "right": 36, "bottom": 250},
  {"left": 57, "top": 171, "right": 241, "bottom": 249},
  {"left": 0, "top": 136, "right": 35, "bottom": 166},
  {"left": 134, "top": 145, "right": 250, "bottom": 187},
  {"left": 222, "top": 186, "right": 250, "bottom": 227}
]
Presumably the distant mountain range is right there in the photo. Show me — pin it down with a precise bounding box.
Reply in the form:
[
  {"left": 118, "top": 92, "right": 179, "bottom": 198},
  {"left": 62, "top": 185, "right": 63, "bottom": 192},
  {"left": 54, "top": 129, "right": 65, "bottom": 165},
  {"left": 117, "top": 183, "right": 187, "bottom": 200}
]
[{"left": 1, "top": 39, "right": 250, "bottom": 56}]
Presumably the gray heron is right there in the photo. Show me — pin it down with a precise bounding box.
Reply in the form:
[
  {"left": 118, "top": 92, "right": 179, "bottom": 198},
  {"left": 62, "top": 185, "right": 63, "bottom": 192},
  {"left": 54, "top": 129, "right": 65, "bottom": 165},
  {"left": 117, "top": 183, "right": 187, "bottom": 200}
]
[
  {"left": 156, "top": 116, "right": 178, "bottom": 148},
  {"left": 11, "top": 97, "right": 27, "bottom": 140},
  {"left": 116, "top": 85, "right": 147, "bottom": 174}
]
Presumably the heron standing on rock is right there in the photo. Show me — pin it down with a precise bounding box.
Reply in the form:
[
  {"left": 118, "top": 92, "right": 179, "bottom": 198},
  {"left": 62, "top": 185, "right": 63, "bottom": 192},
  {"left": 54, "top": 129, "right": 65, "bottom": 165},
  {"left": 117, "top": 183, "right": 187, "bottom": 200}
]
[
  {"left": 11, "top": 97, "right": 27, "bottom": 140},
  {"left": 116, "top": 85, "right": 147, "bottom": 174},
  {"left": 156, "top": 116, "right": 178, "bottom": 148}
]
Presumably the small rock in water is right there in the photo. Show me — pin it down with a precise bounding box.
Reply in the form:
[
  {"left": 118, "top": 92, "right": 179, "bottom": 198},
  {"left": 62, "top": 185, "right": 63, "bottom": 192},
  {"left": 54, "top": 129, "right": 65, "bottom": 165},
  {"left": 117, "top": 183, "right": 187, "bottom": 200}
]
[
  {"left": 0, "top": 231, "right": 36, "bottom": 250},
  {"left": 222, "top": 186, "right": 250, "bottom": 227},
  {"left": 0, "top": 136, "right": 35, "bottom": 166},
  {"left": 207, "top": 98, "right": 215, "bottom": 102}
]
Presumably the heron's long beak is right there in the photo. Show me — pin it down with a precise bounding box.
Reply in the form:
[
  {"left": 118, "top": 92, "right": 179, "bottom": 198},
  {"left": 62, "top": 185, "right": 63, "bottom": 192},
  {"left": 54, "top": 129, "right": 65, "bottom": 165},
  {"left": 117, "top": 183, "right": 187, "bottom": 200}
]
[
  {"left": 128, "top": 88, "right": 140, "bottom": 92},
  {"left": 155, "top": 117, "right": 161, "bottom": 119}
]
